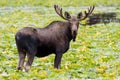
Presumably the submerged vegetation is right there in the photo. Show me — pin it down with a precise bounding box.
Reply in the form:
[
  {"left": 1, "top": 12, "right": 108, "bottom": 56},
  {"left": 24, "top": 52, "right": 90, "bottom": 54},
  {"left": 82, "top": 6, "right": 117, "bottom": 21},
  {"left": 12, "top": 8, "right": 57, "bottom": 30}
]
[{"left": 0, "top": 0, "right": 120, "bottom": 79}]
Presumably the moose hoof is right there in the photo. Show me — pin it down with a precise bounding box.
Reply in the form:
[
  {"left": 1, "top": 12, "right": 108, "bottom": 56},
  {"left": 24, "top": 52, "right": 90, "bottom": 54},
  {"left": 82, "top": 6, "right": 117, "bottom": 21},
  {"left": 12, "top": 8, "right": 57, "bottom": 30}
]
[
  {"left": 17, "top": 67, "right": 23, "bottom": 71},
  {"left": 24, "top": 66, "right": 30, "bottom": 72}
]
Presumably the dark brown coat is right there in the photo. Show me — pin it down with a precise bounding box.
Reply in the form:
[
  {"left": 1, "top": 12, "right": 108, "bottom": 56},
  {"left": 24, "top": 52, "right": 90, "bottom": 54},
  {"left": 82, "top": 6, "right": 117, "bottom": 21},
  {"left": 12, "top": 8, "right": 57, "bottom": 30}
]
[{"left": 15, "top": 5, "right": 94, "bottom": 72}]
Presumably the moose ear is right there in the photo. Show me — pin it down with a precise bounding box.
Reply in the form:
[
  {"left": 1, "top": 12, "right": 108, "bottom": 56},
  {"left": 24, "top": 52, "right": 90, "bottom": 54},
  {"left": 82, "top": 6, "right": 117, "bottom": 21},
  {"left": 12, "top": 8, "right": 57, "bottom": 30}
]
[
  {"left": 77, "top": 12, "right": 82, "bottom": 19},
  {"left": 64, "top": 11, "right": 71, "bottom": 19}
]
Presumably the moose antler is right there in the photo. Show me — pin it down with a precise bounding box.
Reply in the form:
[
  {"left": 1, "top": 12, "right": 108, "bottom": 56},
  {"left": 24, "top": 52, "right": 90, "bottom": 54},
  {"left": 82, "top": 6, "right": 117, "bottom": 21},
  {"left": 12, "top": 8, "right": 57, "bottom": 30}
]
[
  {"left": 54, "top": 5, "right": 68, "bottom": 20},
  {"left": 80, "top": 6, "right": 95, "bottom": 20}
]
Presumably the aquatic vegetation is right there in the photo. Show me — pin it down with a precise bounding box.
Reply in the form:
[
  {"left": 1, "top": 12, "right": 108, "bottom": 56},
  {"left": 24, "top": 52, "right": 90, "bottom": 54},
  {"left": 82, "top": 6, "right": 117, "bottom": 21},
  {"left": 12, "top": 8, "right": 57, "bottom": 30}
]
[{"left": 0, "top": 3, "right": 120, "bottom": 79}]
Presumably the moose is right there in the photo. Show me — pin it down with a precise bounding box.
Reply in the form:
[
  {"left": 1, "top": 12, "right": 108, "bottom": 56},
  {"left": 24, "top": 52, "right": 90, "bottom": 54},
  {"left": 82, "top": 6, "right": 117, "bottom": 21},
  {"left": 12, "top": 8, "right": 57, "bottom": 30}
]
[{"left": 15, "top": 5, "right": 95, "bottom": 72}]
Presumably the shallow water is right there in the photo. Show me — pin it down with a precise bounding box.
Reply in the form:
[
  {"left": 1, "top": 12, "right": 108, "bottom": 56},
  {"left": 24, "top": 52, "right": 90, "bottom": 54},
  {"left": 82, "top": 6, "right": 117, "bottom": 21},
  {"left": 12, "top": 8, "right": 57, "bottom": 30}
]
[
  {"left": 0, "top": 6, "right": 119, "bottom": 13},
  {"left": 0, "top": 6, "right": 119, "bottom": 27}
]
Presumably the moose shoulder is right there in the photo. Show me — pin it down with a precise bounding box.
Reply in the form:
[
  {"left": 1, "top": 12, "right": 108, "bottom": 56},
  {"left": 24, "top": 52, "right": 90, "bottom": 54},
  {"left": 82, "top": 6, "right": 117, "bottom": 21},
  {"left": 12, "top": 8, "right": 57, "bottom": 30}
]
[{"left": 15, "top": 5, "right": 95, "bottom": 72}]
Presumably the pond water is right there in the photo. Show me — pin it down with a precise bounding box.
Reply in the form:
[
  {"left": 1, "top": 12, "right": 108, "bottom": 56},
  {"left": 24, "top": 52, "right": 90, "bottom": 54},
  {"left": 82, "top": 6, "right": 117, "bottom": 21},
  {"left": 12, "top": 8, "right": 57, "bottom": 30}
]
[
  {"left": 0, "top": 6, "right": 119, "bottom": 26},
  {"left": 0, "top": 6, "right": 120, "bottom": 13}
]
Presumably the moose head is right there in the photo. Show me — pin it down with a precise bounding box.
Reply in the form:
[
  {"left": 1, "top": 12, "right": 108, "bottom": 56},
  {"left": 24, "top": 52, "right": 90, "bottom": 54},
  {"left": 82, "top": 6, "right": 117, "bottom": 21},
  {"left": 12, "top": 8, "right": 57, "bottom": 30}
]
[{"left": 54, "top": 5, "right": 95, "bottom": 41}]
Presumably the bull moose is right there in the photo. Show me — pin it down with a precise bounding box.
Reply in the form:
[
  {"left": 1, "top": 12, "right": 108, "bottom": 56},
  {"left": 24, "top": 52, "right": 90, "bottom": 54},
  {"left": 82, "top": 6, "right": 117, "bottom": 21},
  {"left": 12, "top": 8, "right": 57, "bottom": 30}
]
[{"left": 15, "top": 5, "right": 95, "bottom": 72}]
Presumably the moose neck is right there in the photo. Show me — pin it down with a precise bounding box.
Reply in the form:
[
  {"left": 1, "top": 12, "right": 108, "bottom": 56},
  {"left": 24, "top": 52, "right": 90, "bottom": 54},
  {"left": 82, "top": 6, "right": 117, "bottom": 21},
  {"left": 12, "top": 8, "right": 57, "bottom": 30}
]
[
  {"left": 65, "top": 22, "right": 74, "bottom": 42},
  {"left": 42, "top": 21, "right": 74, "bottom": 42}
]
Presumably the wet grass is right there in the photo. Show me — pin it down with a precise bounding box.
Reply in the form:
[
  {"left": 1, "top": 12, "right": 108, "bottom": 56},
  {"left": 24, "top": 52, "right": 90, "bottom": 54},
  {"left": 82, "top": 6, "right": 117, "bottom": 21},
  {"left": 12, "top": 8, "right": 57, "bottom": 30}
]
[
  {"left": 0, "top": 0, "right": 120, "bottom": 7},
  {"left": 0, "top": 6, "right": 120, "bottom": 80}
]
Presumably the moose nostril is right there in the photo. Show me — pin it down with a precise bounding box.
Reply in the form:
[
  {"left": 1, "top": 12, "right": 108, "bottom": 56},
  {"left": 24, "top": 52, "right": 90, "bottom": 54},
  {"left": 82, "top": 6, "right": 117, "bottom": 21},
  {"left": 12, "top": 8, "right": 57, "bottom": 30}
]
[
  {"left": 73, "top": 30, "right": 77, "bottom": 35},
  {"left": 73, "top": 31, "right": 76, "bottom": 34}
]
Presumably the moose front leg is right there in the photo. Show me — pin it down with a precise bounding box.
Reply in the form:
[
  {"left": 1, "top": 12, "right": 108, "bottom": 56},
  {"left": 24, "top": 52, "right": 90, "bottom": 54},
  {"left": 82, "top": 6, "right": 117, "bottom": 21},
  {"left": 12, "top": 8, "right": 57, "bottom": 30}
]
[{"left": 54, "top": 53, "right": 63, "bottom": 69}]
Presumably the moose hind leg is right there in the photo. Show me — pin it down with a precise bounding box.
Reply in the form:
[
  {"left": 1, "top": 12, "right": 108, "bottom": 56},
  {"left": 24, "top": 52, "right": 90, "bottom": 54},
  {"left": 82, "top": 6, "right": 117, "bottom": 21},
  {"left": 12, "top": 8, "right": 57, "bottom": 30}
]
[
  {"left": 24, "top": 53, "right": 35, "bottom": 72},
  {"left": 17, "top": 51, "right": 26, "bottom": 71}
]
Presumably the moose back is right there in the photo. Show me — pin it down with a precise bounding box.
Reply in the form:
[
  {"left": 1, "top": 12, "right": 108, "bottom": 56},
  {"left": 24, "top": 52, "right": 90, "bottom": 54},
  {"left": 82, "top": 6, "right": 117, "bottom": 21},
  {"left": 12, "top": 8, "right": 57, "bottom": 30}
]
[{"left": 15, "top": 5, "right": 94, "bottom": 72}]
